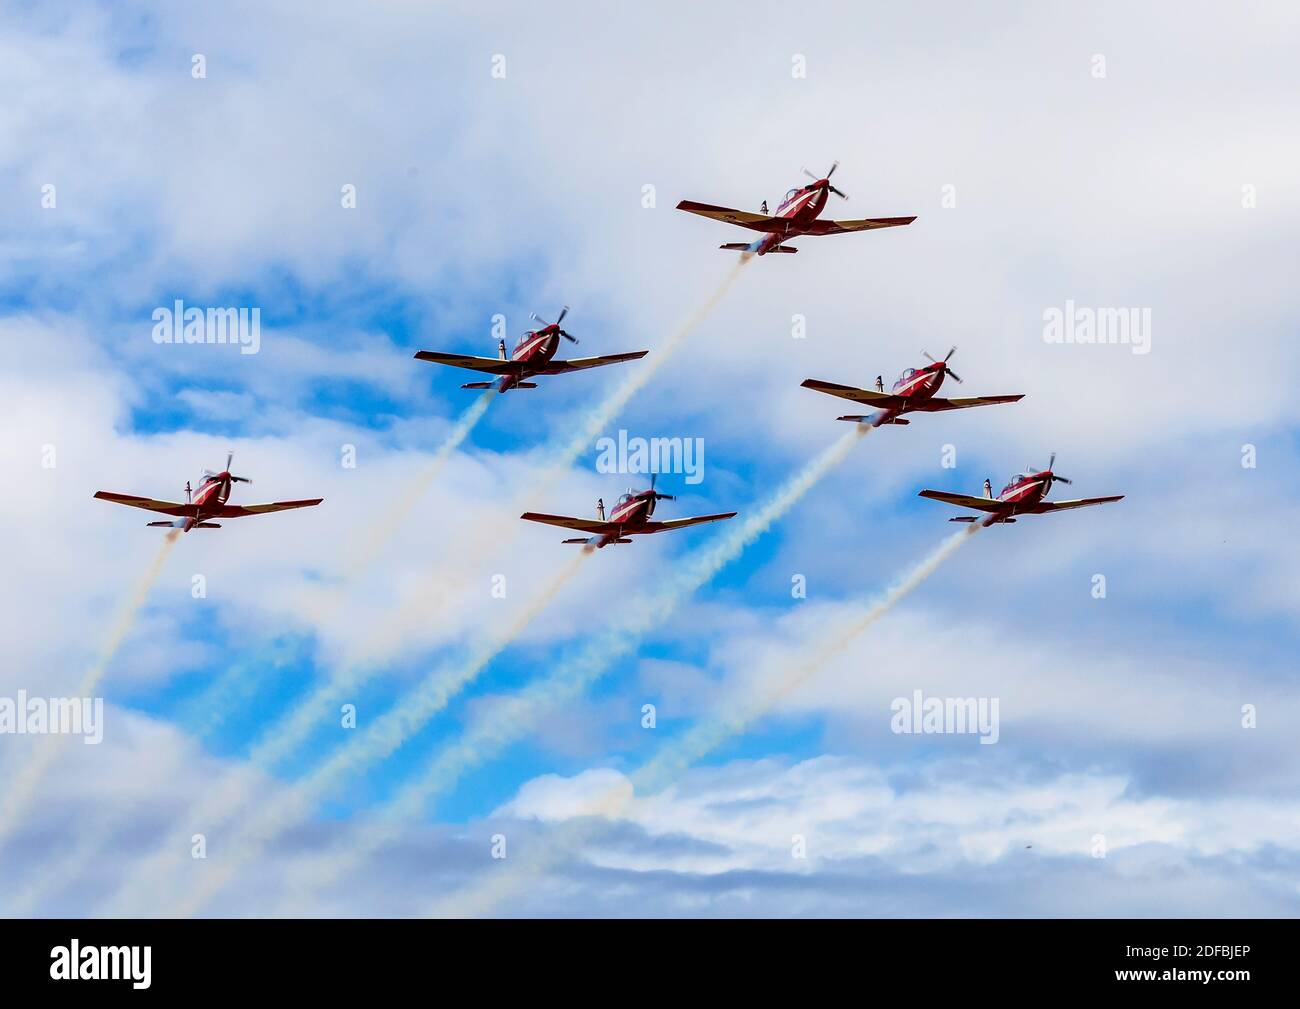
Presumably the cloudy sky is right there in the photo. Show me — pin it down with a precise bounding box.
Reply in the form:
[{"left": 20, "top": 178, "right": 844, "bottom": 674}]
[{"left": 2, "top": 0, "right": 1298, "bottom": 917}]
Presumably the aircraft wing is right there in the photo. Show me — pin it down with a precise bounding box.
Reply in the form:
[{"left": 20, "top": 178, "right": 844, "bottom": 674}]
[
  {"left": 1024, "top": 495, "right": 1125, "bottom": 514},
  {"left": 805, "top": 216, "right": 917, "bottom": 235},
  {"left": 642, "top": 512, "right": 738, "bottom": 533},
  {"left": 800, "top": 379, "right": 903, "bottom": 408},
  {"left": 519, "top": 512, "right": 616, "bottom": 535},
  {"left": 94, "top": 491, "right": 197, "bottom": 517},
  {"left": 535, "top": 351, "right": 649, "bottom": 374},
  {"left": 675, "top": 201, "right": 785, "bottom": 233},
  {"left": 414, "top": 351, "right": 515, "bottom": 375},
  {"left": 215, "top": 499, "right": 324, "bottom": 518},
  {"left": 917, "top": 490, "right": 1007, "bottom": 513},
  {"left": 913, "top": 394, "right": 1025, "bottom": 412}
]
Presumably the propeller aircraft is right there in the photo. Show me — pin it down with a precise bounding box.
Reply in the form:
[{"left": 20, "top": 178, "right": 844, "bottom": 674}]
[
  {"left": 802, "top": 347, "right": 1024, "bottom": 426},
  {"left": 918, "top": 453, "right": 1124, "bottom": 526},
  {"left": 415, "top": 306, "right": 648, "bottom": 393},
  {"left": 676, "top": 162, "right": 916, "bottom": 257},
  {"left": 94, "top": 453, "right": 323, "bottom": 532},
  {"left": 520, "top": 474, "right": 736, "bottom": 549}
]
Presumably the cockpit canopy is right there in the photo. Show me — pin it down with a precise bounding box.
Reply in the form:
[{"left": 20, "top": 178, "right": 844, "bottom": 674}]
[
  {"left": 777, "top": 187, "right": 804, "bottom": 209},
  {"left": 892, "top": 366, "right": 918, "bottom": 391}
]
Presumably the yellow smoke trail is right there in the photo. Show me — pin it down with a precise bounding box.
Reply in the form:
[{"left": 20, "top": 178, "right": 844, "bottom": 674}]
[
  {"left": 139, "top": 549, "right": 591, "bottom": 918},
  {"left": 431, "top": 523, "right": 982, "bottom": 917},
  {"left": 270, "top": 425, "right": 872, "bottom": 909},
  {"left": 0, "top": 532, "right": 178, "bottom": 847}
]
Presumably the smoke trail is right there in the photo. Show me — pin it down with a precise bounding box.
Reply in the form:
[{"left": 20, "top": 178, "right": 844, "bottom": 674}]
[
  {"left": 168, "top": 392, "right": 492, "bottom": 729},
  {"left": 431, "top": 523, "right": 981, "bottom": 917},
  {"left": 134, "top": 550, "right": 591, "bottom": 918},
  {"left": 100, "top": 264, "right": 746, "bottom": 915},
  {"left": 318, "top": 389, "right": 494, "bottom": 618},
  {"left": 63, "top": 395, "right": 492, "bottom": 912},
  {"left": 0, "top": 532, "right": 178, "bottom": 847},
  {"left": 271, "top": 425, "right": 872, "bottom": 909}
]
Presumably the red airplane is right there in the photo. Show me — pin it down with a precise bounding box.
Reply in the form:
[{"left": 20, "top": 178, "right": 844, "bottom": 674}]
[
  {"left": 414, "top": 306, "right": 648, "bottom": 393},
  {"left": 94, "top": 453, "right": 323, "bottom": 532},
  {"left": 802, "top": 347, "right": 1024, "bottom": 426},
  {"left": 676, "top": 162, "right": 916, "bottom": 257},
  {"left": 521, "top": 475, "right": 736, "bottom": 548},
  {"left": 919, "top": 454, "right": 1124, "bottom": 526}
]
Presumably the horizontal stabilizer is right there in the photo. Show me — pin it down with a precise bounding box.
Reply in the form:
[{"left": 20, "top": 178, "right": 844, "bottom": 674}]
[
  {"left": 837, "top": 415, "right": 908, "bottom": 425},
  {"left": 719, "top": 242, "right": 754, "bottom": 251},
  {"left": 766, "top": 245, "right": 798, "bottom": 254},
  {"left": 192, "top": 522, "right": 222, "bottom": 528},
  {"left": 146, "top": 520, "right": 183, "bottom": 528},
  {"left": 461, "top": 381, "right": 495, "bottom": 390}
]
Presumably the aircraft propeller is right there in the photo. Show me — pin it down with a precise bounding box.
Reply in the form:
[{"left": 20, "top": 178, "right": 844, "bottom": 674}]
[
  {"left": 802, "top": 161, "right": 848, "bottom": 199},
  {"left": 1031, "top": 452, "right": 1072, "bottom": 486},
  {"left": 531, "top": 305, "right": 578, "bottom": 343},
  {"left": 923, "top": 346, "right": 963, "bottom": 383},
  {"left": 647, "top": 472, "right": 675, "bottom": 501},
  {"left": 204, "top": 451, "right": 253, "bottom": 484}
]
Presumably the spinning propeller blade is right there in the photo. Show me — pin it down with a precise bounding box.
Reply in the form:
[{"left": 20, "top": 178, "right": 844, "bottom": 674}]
[{"left": 922, "top": 346, "right": 962, "bottom": 383}]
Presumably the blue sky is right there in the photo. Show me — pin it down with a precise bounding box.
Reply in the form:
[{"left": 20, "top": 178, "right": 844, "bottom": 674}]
[{"left": 3, "top": 0, "right": 1299, "bottom": 917}]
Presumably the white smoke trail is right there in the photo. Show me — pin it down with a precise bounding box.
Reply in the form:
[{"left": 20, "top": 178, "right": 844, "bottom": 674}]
[
  {"left": 177, "top": 394, "right": 494, "bottom": 723},
  {"left": 430, "top": 523, "right": 981, "bottom": 917},
  {"left": 64, "top": 395, "right": 492, "bottom": 913},
  {"left": 100, "top": 264, "right": 747, "bottom": 916},
  {"left": 347, "top": 260, "right": 751, "bottom": 666},
  {"left": 0, "top": 532, "right": 178, "bottom": 848},
  {"left": 532, "top": 260, "right": 748, "bottom": 490},
  {"left": 138, "top": 550, "right": 591, "bottom": 918},
  {"left": 271, "top": 425, "right": 872, "bottom": 909},
  {"left": 333, "top": 390, "right": 494, "bottom": 595}
]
